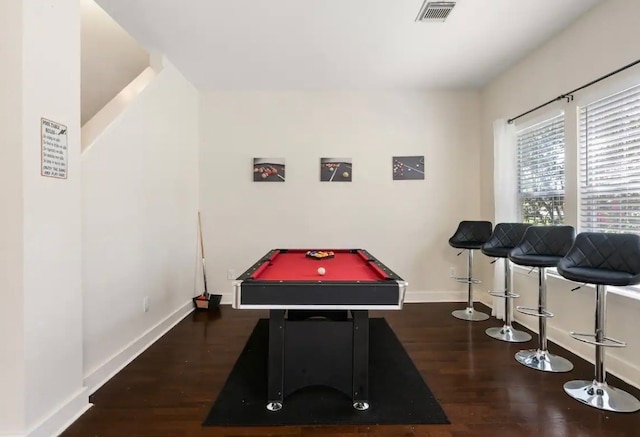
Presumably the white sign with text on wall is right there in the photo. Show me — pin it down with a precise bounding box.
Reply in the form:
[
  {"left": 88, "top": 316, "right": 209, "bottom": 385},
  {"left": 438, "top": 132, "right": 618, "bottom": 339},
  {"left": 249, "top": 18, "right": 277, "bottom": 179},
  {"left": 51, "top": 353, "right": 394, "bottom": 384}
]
[{"left": 41, "top": 117, "right": 68, "bottom": 179}]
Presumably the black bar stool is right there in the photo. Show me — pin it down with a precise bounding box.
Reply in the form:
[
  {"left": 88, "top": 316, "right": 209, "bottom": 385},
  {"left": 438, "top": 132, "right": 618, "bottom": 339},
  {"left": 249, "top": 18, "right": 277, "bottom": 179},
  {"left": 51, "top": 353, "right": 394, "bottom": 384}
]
[
  {"left": 448, "top": 220, "right": 493, "bottom": 321},
  {"left": 509, "top": 225, "right": 575, "bottom": 372},
  {"left": 481, "top": 223, "right": 532, "bottom": 342},
  {"left": 557, "top": 232, "right": 640, "bottom": 413}
]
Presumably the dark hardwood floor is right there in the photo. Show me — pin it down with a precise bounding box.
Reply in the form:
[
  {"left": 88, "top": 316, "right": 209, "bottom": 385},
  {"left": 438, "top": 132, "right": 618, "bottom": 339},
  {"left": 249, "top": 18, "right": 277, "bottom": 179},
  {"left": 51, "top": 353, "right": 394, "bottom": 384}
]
[{"left": 62, "top": 302, "right": 640, "bottom": 436}]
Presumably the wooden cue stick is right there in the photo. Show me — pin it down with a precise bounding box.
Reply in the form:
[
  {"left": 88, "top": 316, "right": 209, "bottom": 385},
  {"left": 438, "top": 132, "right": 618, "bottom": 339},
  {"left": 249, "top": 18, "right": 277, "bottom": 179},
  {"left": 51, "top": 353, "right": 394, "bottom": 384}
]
[{"left": 198, "top": 211, "right": 209, "bottom": 297}]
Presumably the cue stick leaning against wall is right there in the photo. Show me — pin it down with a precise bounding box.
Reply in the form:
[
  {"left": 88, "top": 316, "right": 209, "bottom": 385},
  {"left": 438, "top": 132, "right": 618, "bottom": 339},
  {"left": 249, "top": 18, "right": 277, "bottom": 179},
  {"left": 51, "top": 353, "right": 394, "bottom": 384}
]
[{"left": 198, "top": 211, "right": 209, "bottom": 298}]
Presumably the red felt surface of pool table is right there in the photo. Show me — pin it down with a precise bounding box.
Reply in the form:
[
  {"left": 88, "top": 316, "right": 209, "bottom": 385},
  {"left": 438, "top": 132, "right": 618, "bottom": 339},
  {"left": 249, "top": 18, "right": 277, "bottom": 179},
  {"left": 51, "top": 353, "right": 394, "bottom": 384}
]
[{"left": 251, "top": 249, "right": 388, "bottom": 281}]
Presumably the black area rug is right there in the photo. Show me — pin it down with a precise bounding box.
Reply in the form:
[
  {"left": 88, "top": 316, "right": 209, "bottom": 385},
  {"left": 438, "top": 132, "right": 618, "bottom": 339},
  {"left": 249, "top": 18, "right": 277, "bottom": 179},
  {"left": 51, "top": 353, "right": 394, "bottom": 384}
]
[{"left": 203, "top": 318, "right": 449, "bottom": 426}]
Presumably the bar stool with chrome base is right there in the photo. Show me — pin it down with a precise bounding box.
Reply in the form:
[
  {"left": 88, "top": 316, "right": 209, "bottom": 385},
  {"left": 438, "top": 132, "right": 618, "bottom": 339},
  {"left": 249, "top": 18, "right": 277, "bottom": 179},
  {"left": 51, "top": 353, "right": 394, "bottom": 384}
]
[
  {"left": 557, "top": 232, "right": 640, "bottom": 413},
  {"left": 481, "top": 223, "right": 532, "bottom": 342},
  {"left": 449, "top": 220, "right": 493, "bottom": 321},
  {"left": 509, "top": 225, "right": 575, "bottom": 372}
]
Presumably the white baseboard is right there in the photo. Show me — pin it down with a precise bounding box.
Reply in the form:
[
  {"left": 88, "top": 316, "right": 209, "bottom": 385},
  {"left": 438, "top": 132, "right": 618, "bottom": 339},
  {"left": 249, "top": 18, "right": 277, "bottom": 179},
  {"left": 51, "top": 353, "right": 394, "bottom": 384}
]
[
  {"left": 25, "top": 386, "right": 90, "bottom": 437},
  {"left": 83, "top": 300, "right": 194, "bottom": 395},
  {"left": 603, "top": 350, "right": 640, "bottom": 389},
  {"left": 513, "top": 315, "right": 640, "bottom": 389},
  {"left": 405, "top": 290, "right": 466, "bottom": 303},
  {"left": 220, "top": 293, "right": 233, "bottom": 305}
]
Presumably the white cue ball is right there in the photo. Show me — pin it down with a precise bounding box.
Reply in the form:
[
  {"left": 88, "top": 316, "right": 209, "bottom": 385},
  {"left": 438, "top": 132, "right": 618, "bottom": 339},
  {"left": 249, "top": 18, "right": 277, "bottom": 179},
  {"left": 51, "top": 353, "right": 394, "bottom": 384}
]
[{"left": 317, "top": 267, "right": 326, "bottom": 275}]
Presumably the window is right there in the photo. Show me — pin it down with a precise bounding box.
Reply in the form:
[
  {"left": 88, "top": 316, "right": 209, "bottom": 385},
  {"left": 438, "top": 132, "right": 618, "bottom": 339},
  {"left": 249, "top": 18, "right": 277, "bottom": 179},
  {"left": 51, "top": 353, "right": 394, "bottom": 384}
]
[
  {"left": 516, "top": 115, "right": 565, "bottom": 225},
  {"left": 579, "top": 84, "right": 640, "bottom": 233}
]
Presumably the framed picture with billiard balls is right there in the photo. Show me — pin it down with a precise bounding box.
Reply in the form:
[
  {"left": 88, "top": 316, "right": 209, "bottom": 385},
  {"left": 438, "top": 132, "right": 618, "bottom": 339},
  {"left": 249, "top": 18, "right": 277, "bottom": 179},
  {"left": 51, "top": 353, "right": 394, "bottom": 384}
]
[
  {"left": 253, "top": 158, "right": 285, "bottom": 182},
  {"left": 320, "top": 157, "right": 352, "bottom": 182},
  {"left": 392, "top": 156, "right": 425, "bottom": 180}
]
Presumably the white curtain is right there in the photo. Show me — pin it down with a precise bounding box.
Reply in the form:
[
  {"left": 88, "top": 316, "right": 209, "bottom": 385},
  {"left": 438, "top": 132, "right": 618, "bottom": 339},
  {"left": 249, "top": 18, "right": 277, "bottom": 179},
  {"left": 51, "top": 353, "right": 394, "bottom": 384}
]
[{"left": 491, "top": 119, "right": 518, "bottom": 320}]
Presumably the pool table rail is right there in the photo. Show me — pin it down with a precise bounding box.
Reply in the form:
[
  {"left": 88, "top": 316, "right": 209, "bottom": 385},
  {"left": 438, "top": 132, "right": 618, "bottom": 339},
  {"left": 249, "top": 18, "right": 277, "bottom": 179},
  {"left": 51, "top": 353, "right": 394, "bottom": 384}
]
[{"left": 233, "top": 248, "right": 408, "bottom": 310}]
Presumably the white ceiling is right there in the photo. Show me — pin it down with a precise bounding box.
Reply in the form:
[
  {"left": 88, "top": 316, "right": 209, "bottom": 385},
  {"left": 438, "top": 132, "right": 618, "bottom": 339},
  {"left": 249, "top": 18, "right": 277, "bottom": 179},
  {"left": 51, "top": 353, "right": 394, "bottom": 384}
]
[{"left": 95, "top": 0, "right": 602, "bottom": 91}]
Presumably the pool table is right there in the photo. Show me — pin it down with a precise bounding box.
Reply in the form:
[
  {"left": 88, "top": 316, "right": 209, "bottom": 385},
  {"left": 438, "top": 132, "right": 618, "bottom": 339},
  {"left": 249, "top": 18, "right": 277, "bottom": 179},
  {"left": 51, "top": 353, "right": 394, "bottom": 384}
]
[{"left": 233, "top": 249, "right": 408, "bottom": 412}]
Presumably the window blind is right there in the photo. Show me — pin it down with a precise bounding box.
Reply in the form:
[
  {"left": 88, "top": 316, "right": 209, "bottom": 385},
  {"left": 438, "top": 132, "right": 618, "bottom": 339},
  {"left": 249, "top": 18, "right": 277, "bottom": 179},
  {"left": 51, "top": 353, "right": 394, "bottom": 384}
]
[
  {"left": 517, "top": 115, "right": 565, "bottom": 224},
  {"left": 579, "top": 84, "right": 640, "bottom": 233}
]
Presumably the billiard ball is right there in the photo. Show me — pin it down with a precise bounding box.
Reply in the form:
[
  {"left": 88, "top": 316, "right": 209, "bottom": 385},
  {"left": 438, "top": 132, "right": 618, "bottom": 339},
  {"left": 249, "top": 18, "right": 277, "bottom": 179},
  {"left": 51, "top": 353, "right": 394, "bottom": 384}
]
[
  {"left": 317, "top": 267, "right": 326, "bottom": 275},
  {"left": 342, "top": 172, "right": 349, "bottom": 178}
]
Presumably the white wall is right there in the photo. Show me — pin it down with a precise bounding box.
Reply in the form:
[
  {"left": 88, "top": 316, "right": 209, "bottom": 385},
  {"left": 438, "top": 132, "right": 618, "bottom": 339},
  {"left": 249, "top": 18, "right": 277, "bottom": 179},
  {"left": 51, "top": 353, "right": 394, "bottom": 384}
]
[
  {"left": 199, "top": 91, "right": 483, "bottom": 302},
  {"left": 81, "top": 0, "right": 149, "bottom": 125},
  {"left": 480, "top": 0, "right": 640, "bottom": 387},
  {"left": 82, "top": 66, "right": 156, "bottom": 151},
  {"left": 22, "top": 1, "right": 85, "bottom": 429},
  {"left": 82, "top": 60, "right": 199, "bottom": 392},
  {"left": 0, "top": 1, "right": 88, "bottom": 436},
  {"left": 0, "top": 0, "right": 25, "bottom": 434}
]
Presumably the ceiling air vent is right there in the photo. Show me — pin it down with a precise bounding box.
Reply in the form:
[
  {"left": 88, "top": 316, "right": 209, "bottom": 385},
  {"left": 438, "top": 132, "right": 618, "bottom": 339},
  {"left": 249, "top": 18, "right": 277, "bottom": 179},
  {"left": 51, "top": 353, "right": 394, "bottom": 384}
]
[{"left": 415, "top": 1, "right": 456, "bottom": 22}]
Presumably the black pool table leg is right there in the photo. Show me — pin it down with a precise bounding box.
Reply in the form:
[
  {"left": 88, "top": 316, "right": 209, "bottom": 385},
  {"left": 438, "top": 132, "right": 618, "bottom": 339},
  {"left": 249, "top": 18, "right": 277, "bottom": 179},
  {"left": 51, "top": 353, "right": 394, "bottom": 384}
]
[
  {"left": 267, "top": 309, "right": 285, "bottom": 411},
  {"left": 352, "top": 310, "right": 370, "bottom": 410}
]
